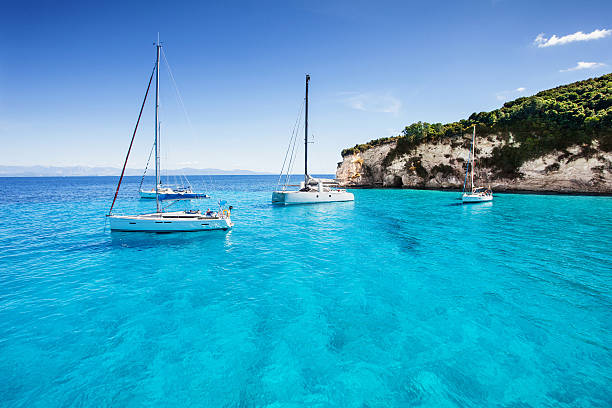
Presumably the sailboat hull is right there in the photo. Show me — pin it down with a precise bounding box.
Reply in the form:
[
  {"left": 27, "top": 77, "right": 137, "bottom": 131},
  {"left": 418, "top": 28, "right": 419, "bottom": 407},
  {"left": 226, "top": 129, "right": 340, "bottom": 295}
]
[
  {"left": 272, "top": 190, "right": 354, "bottom": 205},
  {"left": 462, "top": 193, "right": 493, "bottom": 203},
  {"left": 108, "top": 211, "right": 232, "bottom": 232},
  {"left": 139, "top": 190, "right": 209, "bottom": 200}
]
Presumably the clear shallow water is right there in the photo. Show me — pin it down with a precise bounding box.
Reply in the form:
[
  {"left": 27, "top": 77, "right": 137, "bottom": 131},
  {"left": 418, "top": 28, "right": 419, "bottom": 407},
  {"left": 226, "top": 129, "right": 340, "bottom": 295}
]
[{"left": 0, "top": 176, "right": 611, "bottom": 407}]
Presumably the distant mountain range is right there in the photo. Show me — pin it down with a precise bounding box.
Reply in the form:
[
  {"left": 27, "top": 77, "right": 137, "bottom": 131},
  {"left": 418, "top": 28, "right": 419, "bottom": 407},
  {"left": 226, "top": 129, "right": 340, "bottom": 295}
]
[{"left": 0, "top": 166, "right": 273, "bottom": 177}]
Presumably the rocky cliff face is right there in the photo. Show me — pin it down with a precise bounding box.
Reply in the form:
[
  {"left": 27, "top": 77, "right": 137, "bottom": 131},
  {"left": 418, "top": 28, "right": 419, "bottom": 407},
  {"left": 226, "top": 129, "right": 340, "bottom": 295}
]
[{"left": 336, "top": 134, "right": 612, "bottom": 194}]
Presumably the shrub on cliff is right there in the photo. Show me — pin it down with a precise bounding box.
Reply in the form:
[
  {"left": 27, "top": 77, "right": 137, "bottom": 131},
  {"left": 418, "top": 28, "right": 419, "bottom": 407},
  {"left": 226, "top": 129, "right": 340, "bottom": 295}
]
[{"left": 341, "top": 136, "right": 398, "bottom": 157}]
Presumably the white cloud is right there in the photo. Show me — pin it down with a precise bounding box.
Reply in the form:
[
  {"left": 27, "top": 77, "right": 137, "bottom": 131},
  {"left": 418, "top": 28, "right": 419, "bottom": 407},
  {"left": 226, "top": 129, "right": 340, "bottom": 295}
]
[
  {"left": 560, "top": 61, "right": 606, "bottom": 72},
  {"left": 340, "top": 92, "right": 401, "bottom": 114},
  {"left": 176, "top": 161, "right": 200, "bottom": 166},
  {"left": 534, "top": 29, "right": 611, "bottom": 47},
  {"left": 496, "top": 87, "right": 527, "bottom": 101}
]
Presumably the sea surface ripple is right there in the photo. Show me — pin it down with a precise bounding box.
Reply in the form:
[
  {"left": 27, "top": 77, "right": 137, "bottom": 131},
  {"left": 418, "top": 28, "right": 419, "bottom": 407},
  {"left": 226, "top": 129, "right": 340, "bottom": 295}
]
[{"left": 0, "top": 175, "right": 610, "bottom": 407}]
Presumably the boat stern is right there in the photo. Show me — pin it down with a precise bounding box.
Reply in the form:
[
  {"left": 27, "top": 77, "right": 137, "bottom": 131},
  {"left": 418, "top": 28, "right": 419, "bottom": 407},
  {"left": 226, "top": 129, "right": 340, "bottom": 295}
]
[{"left": 272, "top": 191, "right": 288, "bottom": 205}]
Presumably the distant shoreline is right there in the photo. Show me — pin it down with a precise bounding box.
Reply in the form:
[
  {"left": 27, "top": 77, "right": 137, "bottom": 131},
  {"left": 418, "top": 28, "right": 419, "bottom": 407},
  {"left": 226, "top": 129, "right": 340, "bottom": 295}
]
[{"left": 0, "top": 165, "right": 278, "bottom": 177}]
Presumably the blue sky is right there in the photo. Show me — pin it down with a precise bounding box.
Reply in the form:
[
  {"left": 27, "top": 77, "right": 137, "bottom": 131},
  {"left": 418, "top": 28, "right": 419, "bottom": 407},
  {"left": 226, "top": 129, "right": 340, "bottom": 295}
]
[{"left": 1, "top": 0, "right": 610, "bottom": 173}]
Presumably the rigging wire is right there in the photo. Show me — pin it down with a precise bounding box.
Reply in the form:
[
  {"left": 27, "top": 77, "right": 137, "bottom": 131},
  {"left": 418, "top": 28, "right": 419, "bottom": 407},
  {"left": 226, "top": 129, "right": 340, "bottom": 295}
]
[
  {"left": 277, "top": 100, "right": 305, "bottom": 189},
  {"left": 285, "top": 103, "right": 305, "bottom": 189},
  {"left": 276, "top": 100, "right": 306, "bottom": 190},
  {"left": 161, "top": 48, "right": 195, "bottom": 131},
  {"left": 139, "top": 142, "right": 155, "bottom": 190},
  {"left": 161, "top": 48, "right": 208, "bottom": 195},
  {"left": 283, "top": 118, "right": 303, "bottom": 190},
  {"left": 282, "top": 126, "right": 299, "bottom": 189}
]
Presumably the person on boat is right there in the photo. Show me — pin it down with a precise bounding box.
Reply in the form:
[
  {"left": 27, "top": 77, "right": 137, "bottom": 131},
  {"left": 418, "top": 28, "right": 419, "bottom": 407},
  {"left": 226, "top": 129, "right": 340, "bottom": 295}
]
[{"left": 206, "top": 208, "right": 213, "bottom": 216}]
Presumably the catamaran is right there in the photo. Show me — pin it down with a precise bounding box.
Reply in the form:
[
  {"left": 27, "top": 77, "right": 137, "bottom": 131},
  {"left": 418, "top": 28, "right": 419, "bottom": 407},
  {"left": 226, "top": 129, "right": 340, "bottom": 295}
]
[
  {"left": 107, "top": 41, "right": 233, "bottom": 232},
  {"left": 462, "top": 125, "right": 493, "bottom": 203},
  {"left": 272, "top": 74, "right": 354, "bottom": 205}
]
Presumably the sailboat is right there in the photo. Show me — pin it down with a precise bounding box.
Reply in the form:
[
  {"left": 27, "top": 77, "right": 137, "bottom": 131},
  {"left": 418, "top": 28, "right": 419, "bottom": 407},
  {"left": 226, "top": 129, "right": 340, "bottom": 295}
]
[
  {"left": 139, "top": 172, "right": 209, "bottom": 200},
  {"left": 462, "top": 125, "right": 493, "bottom": 203},
  {"left": 272, "top": 74, "right": 354, "bottom": 205},
  {"left": 107, "top": 41, "right": 233, "bottom": 232},
  {"left": 139, "top": 186, "right": 209, "bottom": 200},
  {"left": 138, "top": 127, "right": 209, "bottom": 200}
]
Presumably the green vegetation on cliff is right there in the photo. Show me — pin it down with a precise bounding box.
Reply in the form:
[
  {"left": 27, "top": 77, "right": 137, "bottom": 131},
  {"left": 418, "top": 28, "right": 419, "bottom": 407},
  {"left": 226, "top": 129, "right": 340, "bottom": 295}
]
[{"left": 341, "top": 73, "right": 612, "bottom": 177}]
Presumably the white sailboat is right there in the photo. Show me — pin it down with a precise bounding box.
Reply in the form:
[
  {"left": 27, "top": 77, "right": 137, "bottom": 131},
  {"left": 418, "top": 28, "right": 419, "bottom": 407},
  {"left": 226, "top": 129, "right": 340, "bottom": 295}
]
[
  {"left": 107, "top": 41, "right": 233, "bottom": 232},
  {"left": 139, "top": 187, "right": 207, "bottom": 200},
  {"left": 462, "top": 125, "right": 493, "bottom": 203},
  {"left": 272, "top": 75, "right": 354, "bottom": 205},
  {"left": 138, "top": 131, "right": 209, "bottom": 200}
]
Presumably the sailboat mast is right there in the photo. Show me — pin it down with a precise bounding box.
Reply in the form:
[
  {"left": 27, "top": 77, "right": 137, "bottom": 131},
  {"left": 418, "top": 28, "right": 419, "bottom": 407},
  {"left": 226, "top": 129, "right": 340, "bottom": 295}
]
[
  {"left": 304, "top": 74, "right": 310, "bottom": 183},
  {"left": 470, "top": 125, "right": 475, "bottom": 191},
  {"left": 154, "top": 42, "right": 161, "bottom": 212}
]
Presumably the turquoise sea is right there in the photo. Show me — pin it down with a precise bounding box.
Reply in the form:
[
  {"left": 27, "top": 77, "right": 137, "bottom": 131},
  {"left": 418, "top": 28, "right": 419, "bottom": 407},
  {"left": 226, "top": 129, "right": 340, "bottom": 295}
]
[{"left": 0, "top": 175, "right": 610, "bottom": 407}]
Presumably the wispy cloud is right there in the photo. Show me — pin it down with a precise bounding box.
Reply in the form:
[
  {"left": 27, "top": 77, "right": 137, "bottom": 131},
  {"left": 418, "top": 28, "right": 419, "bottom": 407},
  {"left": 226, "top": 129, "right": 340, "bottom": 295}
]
[
  {"left": 534, "top": 29, "right": 611, "bottom": 48},
  {"left": 496, "top": 87, "right": 527, "bottom": 101},
  {"left": 339, "top": 92, "right": 401, "bottom": 114},
  {"left": 560, "top": 61, "right": 606, "bottom": 72},
  {"left": 176, "top": 161, "right": 200, "bottom": 166}
]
